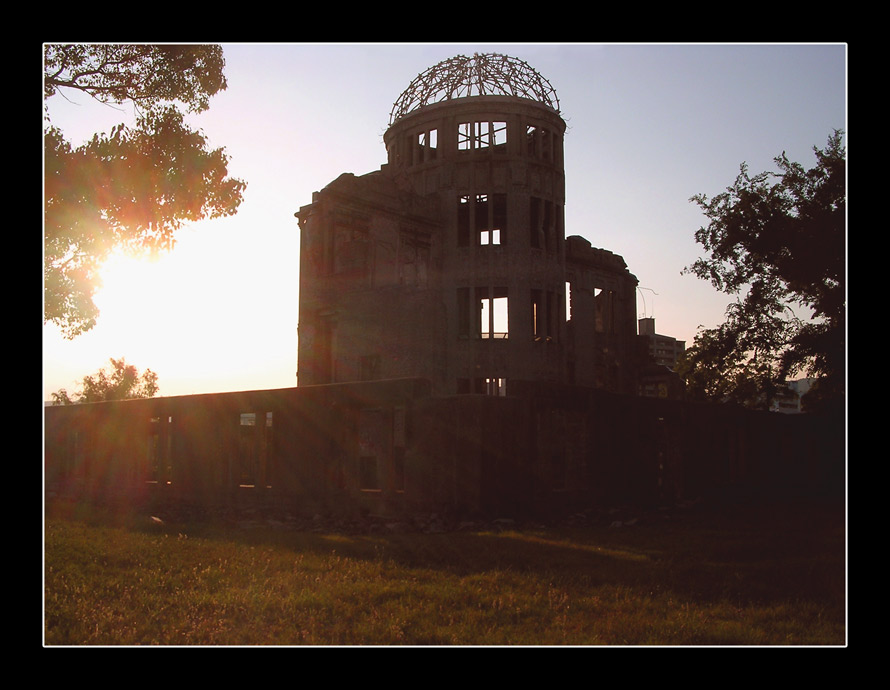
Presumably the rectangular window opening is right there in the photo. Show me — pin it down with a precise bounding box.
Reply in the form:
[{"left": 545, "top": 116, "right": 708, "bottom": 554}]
[
  {"left": 565, "top": 281, "right": 572, "bottom": 322},
  {"left": 594, "top": 288, "right": 615, "bottom": 333},
  {"left": 480, "top": 229, "right": 501, "bottom": 245},
  {"left": 480, "top": 121, "right": 507, "bottom": 149},
  {"left": 531, "top": 289, "right": 558, "bottom": 342},
  {"left": 458, "top": 195, "right": 471, "bottom": 246},
  {"left": 414, "top": 129, "right": 438, "bottom": 163},
  {"left": 420, "top": 129, "right": 437, "bottom": 158},
  {"left": 474, "top": 194, "right": 489, "bottom": 236},
  {"left": 531, "top": 289, "right": 543, "bottom": 340},
  {"left": 478, "top": 287, "right": 509, "bottom": 339},
  {"left": 546, "top": 290, "right": 558, "bottom": 341},
  {"left": 478, "top": 193, "right": 506, "bottom": 246},
  {"left": 526, "top": 125, "right": 538, "bottom": 157},
  {"left": 460, "top": 121, "right": 507, "bottom": 151},
  {"left": 492, "top": 122, "right": 507, "bottom": 148},
  {"left": 526, "top": 125, "right": 553, "bottom": 160},
  {"left": 458, "top": 122, "right": 473, "bottom": 151},
  {"left": 482, "top": 377, "right": 507, "bottom": 396}
]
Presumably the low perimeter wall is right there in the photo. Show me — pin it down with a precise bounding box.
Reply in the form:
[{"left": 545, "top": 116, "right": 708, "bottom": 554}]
[{"left": 44, "top": 379, "right": 844, "bottom": 518}]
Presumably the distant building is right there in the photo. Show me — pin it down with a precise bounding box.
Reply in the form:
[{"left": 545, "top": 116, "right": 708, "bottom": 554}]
[
  {"left": 635, "top": 318, "right": 686, "bottom": 400},
  {"left": 770, "top": 379, "right": 816, "bottom": 414},
  {"left": 638, "top": 317, "right": 685, "bottom": 370}
]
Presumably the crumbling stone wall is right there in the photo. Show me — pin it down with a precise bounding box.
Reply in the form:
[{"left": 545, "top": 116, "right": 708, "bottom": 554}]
[{"left": 45, "top": 379, "right": 842, "bottom": 518}]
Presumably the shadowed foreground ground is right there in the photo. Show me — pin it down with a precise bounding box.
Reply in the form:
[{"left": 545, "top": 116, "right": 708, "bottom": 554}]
[{"left": 44, "top": 497, "right": 845, "bottom": 646}]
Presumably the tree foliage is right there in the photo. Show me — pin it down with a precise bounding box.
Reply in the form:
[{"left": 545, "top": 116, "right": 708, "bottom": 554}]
[
  {"left": 44, "top": 44, "right": 226, "bottom": 114},
  {"left": 44, "top": 44, "right": 246, "bottom": 338},
  {"left": 679, "top": 131, "right": 845, "bottom": 412},
  {"left": 51, "top": 358, "right": 159, "bottom": 405}
]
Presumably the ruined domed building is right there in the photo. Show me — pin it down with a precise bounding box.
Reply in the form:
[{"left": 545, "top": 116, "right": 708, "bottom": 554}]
[
  {"left": 296, "top": 53, "right": 642, "bottom": 396},
  {"left": 44, "top": 54, "right": 841, "bottom": 518}
]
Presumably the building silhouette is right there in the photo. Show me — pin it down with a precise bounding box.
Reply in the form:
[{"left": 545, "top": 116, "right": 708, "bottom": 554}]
[
  {"left": 44, "top": 54, "right": 843, "bottom": 518},
  {"left": 296, "top": 53, "right": 641, "bottom": 396},
  {"left": 638, "top": 317, "right": 686, "bottom": 370}
]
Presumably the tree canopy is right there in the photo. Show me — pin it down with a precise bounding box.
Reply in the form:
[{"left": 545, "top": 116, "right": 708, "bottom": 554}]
[
  {"left": 44, "top": 44, "right": 246, "bottom": 338},
  {"left": 51, "top": 357, "right": 159, "bottom": 405},
  {"left": 44, "top": 45, "right": 227, "bottom": 114},
  {"left": 678, "top": 131, "right": 846, "bottom": 413}
]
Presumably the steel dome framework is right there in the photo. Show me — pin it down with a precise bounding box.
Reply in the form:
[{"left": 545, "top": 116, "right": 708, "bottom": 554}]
[{"left": 389, "top": 53, "right": 560, "bottom": 126}]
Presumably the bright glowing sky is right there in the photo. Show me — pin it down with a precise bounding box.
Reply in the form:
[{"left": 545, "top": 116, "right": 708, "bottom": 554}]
[{"left": 42, "top": 43, "right": 847, "bottom": 401}]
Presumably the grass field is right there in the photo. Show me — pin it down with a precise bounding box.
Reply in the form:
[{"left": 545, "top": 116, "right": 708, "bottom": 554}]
[{"left": 44, "top": 498, "right": 845, "bottom": 646}]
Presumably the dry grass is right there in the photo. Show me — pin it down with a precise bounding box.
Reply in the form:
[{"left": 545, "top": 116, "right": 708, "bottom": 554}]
[{"left": 44, "top": 499, "right": 845, "bottom": 646}]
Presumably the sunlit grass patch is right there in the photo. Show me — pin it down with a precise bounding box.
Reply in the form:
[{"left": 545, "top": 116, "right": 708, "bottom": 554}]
[{"left": 44, "top": 502, "right": 845, "bottom": 646}]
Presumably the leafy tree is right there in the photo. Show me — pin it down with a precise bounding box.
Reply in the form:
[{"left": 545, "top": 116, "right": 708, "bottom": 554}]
[
  {"left": 680, "top": 131, "right": 845, "bottom": 413},
  {"left": 51, "top": 358, "right": 159, "bottom": 405},
  {"left": 44, "top": 44, "right": 227, "bottom": 114},
  {"left": 44, "top": 44, "right": 247, "bottom": 338}
]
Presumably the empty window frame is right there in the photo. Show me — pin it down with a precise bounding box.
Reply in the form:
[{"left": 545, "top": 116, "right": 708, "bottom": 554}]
[
  {"left": 457, "top": 286, "right": 509, "bottom": 338},
  {"left": 594, "top": 287, "right": 616, "bottom": 333},
  {"left": 407, "top": 128, "right": 438, "bottom": 165},
  {"left": 458, "top": 120, "right": 507, "bottom": 151},
  {"left": 484, "top": 377, "right": 507, "bottom": 396},
  {"left": 531, "top": 289, "right": 560, "bottom": 341},
  {"left": 477, "top": 193, "right": 506, "bottom": 245},
  {"left": 526, "top": 125, "right": 554, "bottom": 161},
  {"left": 531, "top": 289, "right": 544, "bottom": 339},
  {"left": 458, "top": 193, "right": 507, "bottom": 247},
  {"left": 547, "top": 290, "right": 559, "bottom": 339},
  {"left": 473, "top": 377, "right": 507, "bottom": 396},
  {"left": 478, "top": 286, "right": 509, "bottom": 339},
  {"left": 565, "top": 281, "right": 572, "bottom": 321},
  {"left": 458, "top": 195, "right": 471, "bottom": 246},
  {"left": 475, "top": 195, "right": 495, "bottom": 245},
  {"left": 457, "top": 377, "right": 507, "bottom": 396}
]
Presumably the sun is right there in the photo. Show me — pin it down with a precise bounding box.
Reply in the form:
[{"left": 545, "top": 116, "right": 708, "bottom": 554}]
[
  {"left": 46, "top": 212, "right": 301, "bottom": 400},
  {"left": 85, "top": 233, "right": 248, "bottom": 395}
]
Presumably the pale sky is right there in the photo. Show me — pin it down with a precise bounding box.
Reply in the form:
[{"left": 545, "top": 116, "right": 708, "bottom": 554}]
[{"left": 42, "top": 43, "right": 847, "bottom": 401}]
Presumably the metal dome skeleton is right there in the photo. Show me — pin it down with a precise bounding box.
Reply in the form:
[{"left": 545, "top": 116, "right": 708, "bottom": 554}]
[{"left": 389, "top": 53, "right": 560, "bottom": 126}]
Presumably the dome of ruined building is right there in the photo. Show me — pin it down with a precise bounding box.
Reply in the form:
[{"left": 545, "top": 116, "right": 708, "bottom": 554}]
[{"left": 389, "top": 53, "right": 560, "bottom": 125}]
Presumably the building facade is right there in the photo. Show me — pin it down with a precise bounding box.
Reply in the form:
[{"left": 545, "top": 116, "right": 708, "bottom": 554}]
[
  {"left": 296, "top": 53, "right": 641, "bottom": 396},
  {"left": 638, "top": 317, "right": 686, "bottom": 370},
  {"left": 44, "top": 56, "right": 842, "bottom": 520}
]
